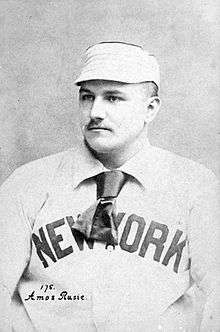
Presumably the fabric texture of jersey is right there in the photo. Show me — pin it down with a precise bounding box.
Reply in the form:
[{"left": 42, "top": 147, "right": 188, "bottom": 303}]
[{"left": 0, "top": 141, "right": 219, "bottom": 332}]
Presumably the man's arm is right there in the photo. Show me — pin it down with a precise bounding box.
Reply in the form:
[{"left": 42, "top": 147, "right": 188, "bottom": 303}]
[
  {"left": 188, "top": 170, "right": 220, "bottom": 331},
  {"left": 0, "top": 172, "right": 32, "bottom": 331}
]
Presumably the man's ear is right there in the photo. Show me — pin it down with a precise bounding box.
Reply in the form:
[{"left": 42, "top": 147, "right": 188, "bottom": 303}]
[{"left": 145, "top": 96, "right": 161, "bottom": 123}]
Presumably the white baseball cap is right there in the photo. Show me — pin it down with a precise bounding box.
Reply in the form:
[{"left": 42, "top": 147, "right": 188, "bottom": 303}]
[{"left": 75, "top": 41, "right": 160, "bottom": 88}]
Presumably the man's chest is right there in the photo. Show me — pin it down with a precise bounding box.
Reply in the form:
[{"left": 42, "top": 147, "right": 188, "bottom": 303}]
[
  {"left": 31, "top": 180, "right": 190, "bottom": 274},
  {"left": 20, "top": 180, "right": 192, "bottom": 320}
]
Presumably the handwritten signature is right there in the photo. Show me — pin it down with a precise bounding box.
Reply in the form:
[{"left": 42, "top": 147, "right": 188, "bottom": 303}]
[{"left": 24, "top": 284, "right": 86, "bottom": 301}]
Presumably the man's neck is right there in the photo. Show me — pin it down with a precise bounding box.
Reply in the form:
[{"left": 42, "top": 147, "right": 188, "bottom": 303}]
[{"left": 87, "top": 130, "right": 149, "bottom": 169}]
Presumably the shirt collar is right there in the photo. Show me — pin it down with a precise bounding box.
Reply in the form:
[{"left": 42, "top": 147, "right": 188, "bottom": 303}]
[
  {"left": 118, "top": 140, "right": 157, "bottom": 188},
  {"left": 71, "top": 137, "right": 157, "bottom": 189}
]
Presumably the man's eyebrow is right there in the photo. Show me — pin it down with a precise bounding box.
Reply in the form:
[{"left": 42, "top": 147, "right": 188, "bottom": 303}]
[
  {"left": 79, "top": 88, "right": 126, "bottom": 95},
  {"left": 79, "top": 88, "right": 93, "bottom": 94},
  {"left": 103, "top": 90, "right": 125, "bottom": 95}
]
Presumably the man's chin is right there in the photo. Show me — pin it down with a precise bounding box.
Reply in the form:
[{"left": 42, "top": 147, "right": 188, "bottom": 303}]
[{"left": 84, "top": 138, "right": 115, "bottom": 154}]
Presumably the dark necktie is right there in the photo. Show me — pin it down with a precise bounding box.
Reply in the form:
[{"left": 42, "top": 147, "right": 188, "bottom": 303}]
[
  {"left": 72, "top": 171, "right": 126, "bottom": 248},
  {"left": 90, "top": 171, "right": 127, "bottom": 247}
]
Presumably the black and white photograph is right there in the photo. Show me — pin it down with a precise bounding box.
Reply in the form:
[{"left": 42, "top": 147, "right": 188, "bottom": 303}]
[{"left": 0, "top": 1, "right": 219, "bottom": 331}]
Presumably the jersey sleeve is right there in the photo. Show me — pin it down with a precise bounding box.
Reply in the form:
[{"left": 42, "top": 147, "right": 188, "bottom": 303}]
[
  {"left": 188, "top": 170, "right": 220, "bottom": 331},
  {"left": 0, "top": 171, "right": 32, "bottom": 331}
]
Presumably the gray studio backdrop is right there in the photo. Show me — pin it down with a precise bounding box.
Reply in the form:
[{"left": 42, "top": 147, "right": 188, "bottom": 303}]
[{"left": 0, "top": 0, "right": 219, "bottom": 184}]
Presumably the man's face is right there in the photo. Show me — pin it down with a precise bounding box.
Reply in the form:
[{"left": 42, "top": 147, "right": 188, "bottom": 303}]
[{"left": 79, "top": 80, "right": 150, "bottom": 154}]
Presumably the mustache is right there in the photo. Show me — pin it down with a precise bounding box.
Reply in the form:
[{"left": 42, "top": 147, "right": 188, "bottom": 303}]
[{"left": 86, "top": 120, "right": 111, "bottom": 131}]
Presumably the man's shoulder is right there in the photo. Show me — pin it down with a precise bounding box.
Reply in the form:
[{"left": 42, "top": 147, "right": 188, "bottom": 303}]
[
  {"left": 150, "top": 145, "right": 218, "bottom": 185},
  {"left": 0, "top": 148, "right": 76, "bottom": 192},
  {"left": 17, "top": 149, "right": 74, "bottom": 174}
]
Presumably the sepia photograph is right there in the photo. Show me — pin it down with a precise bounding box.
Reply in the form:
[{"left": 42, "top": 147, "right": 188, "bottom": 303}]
[{"left": 0, "top": 1, "right": 219, "bottom": 331}]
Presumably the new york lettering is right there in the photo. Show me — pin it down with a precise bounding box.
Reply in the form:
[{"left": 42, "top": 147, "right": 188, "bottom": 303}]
[{"left": 32, "top": 213, "right": 186, "bottom": 273}]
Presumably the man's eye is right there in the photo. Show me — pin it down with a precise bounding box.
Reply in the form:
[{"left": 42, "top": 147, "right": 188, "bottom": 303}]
[
  {"left": 106, "top": 96, "right": 121, "bottom": 103},
  {"left": 80, "top": 94, "right": 94, "bottom": 101}
]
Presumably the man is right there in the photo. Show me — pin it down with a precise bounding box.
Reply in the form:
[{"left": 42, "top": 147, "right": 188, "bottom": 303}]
[{"left": 0, "top": 42, "right": 219, "bottom": 331}]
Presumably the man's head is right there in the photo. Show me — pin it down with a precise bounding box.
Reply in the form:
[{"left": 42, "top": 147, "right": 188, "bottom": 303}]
[{"left": 75, "top": 42, "right": 161, "bottom": 157}]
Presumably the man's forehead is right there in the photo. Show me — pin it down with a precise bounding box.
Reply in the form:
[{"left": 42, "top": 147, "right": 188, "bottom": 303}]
[{"left": 79, "top": 80, "right": 143, "bottom": 94}]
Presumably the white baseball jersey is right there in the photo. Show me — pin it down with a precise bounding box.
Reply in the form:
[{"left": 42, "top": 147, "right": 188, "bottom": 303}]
[{"left": 0, "top": 141, "right": 219, "bottom": 331}]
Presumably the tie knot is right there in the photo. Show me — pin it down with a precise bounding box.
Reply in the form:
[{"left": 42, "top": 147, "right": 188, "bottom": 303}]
[{"left": 96, "top": 171, "right": 126, "bottom": 199}]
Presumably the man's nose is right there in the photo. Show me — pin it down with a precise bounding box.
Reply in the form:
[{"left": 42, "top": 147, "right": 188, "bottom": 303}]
[{"left": 90, "top": 97, "right": 105, "bottom": 120}]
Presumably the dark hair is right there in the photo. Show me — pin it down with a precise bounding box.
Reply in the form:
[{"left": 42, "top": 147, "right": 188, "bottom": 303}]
[{"left": 142, "top": 81, "right": 159, "bottom": 97}]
